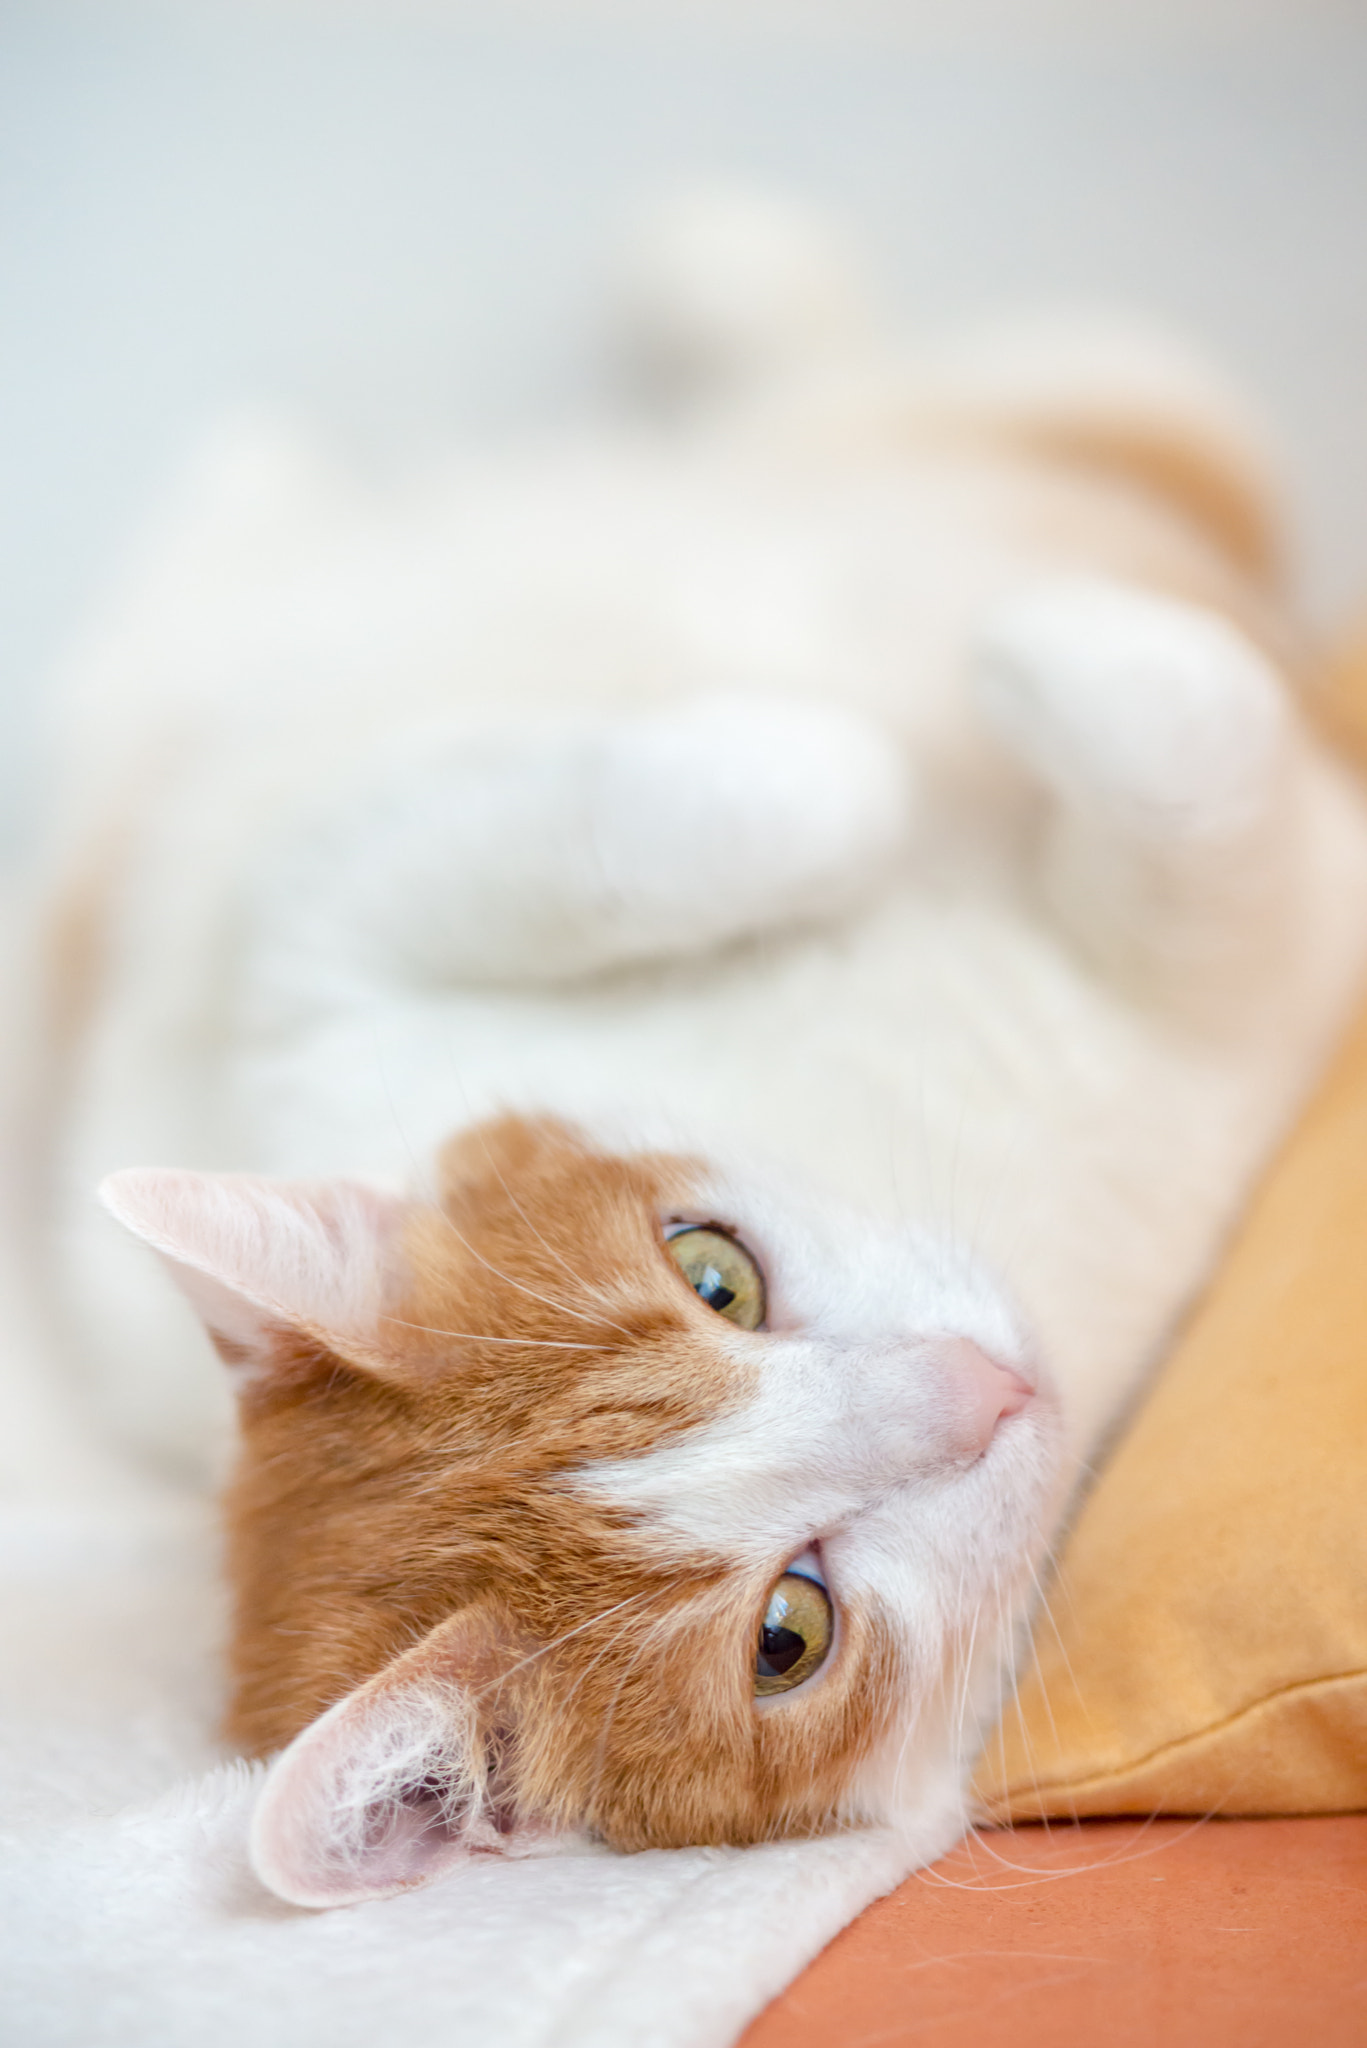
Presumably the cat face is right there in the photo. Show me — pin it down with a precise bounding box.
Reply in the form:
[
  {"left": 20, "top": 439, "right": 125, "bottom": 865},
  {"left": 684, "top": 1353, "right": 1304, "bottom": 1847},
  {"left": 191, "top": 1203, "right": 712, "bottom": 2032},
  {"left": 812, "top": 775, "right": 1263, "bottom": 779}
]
[{"left": 103, "top": 1114, "right": 1061, "bottom": 1907}]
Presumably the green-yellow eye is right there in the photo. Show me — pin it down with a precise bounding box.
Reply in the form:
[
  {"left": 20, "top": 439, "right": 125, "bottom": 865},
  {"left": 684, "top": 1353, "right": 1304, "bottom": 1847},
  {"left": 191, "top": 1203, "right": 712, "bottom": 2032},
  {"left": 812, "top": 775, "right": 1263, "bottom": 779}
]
[
  {"left": 664, "top": 1225, "right": 765, "bottom": 1330},
  {"left": 754, "top": 1573, "right": 833, "bottom": 1696}
]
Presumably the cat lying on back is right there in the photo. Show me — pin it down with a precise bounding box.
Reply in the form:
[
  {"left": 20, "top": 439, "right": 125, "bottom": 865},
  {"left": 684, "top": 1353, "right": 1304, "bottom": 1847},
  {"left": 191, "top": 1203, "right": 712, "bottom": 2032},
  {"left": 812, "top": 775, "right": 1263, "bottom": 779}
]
[{"left": 45, "top": 189, "right": 1367, "bottom": 1906}]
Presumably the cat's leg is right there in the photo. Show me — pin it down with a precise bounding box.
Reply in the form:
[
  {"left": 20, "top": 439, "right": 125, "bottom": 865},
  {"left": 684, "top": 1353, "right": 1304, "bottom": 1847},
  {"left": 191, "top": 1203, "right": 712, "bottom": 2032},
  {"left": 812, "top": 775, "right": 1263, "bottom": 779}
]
[
  {"left": 929, "top": 314, "right": 1280, "bottom": 580},
  {"left": 243, "top": 694, "right": 913, "bottom": 1008},
  {"left": 970, "top": 576, "right": 1303, "bottom": 1022}
]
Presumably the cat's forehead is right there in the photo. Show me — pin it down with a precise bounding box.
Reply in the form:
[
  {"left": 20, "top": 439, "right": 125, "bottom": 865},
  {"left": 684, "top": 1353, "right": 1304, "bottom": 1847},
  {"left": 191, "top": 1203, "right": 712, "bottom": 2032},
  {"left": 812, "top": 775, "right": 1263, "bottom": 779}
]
[{"left": 385, "top": 1114, "right": 763, "bottom": 1452}]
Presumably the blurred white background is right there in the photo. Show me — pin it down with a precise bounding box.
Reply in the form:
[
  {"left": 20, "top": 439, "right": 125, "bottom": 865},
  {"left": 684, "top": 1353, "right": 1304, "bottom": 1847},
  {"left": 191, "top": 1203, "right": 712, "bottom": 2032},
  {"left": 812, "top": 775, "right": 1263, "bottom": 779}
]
[{"left": 3, "top": 0, "right": 1366, "bottom": 854}]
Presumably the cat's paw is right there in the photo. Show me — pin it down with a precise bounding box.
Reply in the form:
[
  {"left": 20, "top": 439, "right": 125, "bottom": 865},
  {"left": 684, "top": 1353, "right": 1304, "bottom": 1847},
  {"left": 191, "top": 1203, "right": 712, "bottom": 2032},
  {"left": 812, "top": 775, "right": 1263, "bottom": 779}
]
[
  {"left": 970, "top": 577, "right": 1290, "bottom": 841},
  {"left": 613, "top": 183, "right": 873, "bottom": 399},
  {"left": 537, "top": 692, "right": 916, "bottom": 974},
  {"left": 274, "top": 694, "right": 917, "bottom": 992}
]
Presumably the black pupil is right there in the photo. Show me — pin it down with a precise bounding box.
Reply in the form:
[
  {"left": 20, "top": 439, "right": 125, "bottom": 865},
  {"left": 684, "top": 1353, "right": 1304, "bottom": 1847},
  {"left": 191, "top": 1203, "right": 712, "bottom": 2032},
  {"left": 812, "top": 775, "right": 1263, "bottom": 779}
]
[
  {"left": 695, "top": 1264, "right": 736, "bottom": 1313},
  {"left": 756, "top": 1624, "right": 807, "bottom": 1678}
]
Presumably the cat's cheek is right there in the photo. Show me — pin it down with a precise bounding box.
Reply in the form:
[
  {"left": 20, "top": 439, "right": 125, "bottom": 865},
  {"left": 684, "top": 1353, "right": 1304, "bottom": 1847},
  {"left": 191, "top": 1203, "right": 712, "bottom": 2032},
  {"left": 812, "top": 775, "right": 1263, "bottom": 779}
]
[{"left": 827, "top": 1579, "right": 1020, "bottom": 1837}]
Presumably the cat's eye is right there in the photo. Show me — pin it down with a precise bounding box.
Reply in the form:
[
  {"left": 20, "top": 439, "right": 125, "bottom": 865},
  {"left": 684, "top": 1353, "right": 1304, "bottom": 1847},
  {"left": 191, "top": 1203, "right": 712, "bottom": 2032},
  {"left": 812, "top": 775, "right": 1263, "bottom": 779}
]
[
  {"left": 754, "top": 1572, "right": 834, "bottom": 1697},
  {"left": 664, "top": 1225, "right": 765, "bottom": 1330}
]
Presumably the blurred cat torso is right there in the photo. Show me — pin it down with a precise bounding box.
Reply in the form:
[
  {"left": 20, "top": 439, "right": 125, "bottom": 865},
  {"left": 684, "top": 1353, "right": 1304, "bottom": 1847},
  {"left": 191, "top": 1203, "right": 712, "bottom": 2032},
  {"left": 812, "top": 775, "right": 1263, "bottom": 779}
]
[{"left": 44, "top": 228, "right": 1367, "bottom": 1892}]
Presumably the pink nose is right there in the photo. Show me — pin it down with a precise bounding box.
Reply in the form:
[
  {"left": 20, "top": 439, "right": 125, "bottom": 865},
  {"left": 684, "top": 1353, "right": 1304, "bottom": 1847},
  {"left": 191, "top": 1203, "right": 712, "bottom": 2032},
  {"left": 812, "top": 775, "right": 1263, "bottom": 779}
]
[{"left": 942, "top": 1338, "right": 1034, "bottom": 1455}]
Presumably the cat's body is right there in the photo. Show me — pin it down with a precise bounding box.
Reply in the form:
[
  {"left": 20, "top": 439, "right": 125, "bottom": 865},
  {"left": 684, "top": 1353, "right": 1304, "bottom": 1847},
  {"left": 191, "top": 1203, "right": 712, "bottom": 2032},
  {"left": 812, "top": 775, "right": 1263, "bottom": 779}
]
[{"left": 42, "top": 194, "right": 1367, "bottom": 1903}]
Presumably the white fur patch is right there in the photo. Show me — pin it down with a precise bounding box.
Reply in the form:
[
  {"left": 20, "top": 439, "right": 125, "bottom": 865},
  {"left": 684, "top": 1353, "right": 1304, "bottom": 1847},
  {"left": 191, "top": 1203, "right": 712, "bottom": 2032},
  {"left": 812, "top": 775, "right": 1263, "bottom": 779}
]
[{"left": 973, "top": 575, "right": 1289, "bottom": 834}]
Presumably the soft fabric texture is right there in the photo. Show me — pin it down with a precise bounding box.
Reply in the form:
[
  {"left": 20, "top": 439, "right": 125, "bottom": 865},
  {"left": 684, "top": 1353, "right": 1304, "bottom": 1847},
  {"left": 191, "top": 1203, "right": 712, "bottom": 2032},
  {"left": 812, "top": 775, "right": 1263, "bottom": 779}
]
[{"left": 974, "top": 636, "right": 1367, "bottom": 1824}]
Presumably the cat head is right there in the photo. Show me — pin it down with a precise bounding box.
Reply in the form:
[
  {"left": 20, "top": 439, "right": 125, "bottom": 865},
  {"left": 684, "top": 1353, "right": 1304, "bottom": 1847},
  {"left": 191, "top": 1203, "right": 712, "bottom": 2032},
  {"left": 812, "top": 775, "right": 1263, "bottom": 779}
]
[{"left": 102, "top": 1113, "right": 1061, "bottom": 1906}]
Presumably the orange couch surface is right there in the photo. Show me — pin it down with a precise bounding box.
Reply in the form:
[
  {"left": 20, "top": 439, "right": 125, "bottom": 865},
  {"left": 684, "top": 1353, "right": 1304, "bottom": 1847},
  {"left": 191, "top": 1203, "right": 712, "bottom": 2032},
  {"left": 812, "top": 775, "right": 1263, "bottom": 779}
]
[{"left": 741, "top": 1815, "right": 1367, "bottom": 2047}]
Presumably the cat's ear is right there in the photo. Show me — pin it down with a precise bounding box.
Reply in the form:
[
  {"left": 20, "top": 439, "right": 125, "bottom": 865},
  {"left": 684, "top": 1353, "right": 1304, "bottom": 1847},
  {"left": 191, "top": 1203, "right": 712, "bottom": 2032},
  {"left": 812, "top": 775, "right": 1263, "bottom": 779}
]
[
  {"left": 98, "top": 1168, "right": 412, "bottom": 1381},
  {"left": 249, "top": 1606, "right": 536, "bottom": 1907}
]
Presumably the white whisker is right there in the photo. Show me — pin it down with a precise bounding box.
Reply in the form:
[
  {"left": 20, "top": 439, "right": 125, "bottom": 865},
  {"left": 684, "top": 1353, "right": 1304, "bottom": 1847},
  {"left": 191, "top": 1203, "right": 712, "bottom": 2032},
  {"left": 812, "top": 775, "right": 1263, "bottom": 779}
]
[{"left": 380, "top": 1315, "right": 611, "bottom": 1352}]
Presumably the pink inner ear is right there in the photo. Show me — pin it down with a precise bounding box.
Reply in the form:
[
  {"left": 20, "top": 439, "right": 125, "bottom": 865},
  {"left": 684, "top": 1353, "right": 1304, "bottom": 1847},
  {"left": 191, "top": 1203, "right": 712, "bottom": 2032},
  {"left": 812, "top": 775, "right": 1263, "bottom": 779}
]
[
  {"left": 98, "top": 1167, "right": 411, "bottom": 1372},
  {"left": 287, "top": 1776, "right": 469, "bottom": 1904},
  {"left": 250, "top": 1678, "right": 486, "bottom": 1909},
  {"left": 247, "top": 1598, "right": 541, "bottom": 1909}
]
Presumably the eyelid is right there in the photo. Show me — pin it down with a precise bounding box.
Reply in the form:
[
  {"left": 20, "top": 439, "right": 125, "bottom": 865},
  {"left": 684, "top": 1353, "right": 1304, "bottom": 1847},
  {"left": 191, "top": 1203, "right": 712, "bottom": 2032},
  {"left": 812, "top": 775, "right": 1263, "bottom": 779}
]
[
  {"left": 784, "top": 1544, "right": 827, "bottom": 1591},
  {"left": 661, "top": 1217, "right": 766, "bottom": 1275}
]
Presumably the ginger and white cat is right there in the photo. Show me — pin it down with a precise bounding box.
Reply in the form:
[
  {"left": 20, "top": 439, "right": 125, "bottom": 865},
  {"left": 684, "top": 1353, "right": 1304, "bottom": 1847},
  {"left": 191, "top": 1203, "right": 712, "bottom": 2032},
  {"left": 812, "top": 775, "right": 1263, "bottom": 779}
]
[{"left": 42, "top": 191, "right": 1367, "bottom": 1905}]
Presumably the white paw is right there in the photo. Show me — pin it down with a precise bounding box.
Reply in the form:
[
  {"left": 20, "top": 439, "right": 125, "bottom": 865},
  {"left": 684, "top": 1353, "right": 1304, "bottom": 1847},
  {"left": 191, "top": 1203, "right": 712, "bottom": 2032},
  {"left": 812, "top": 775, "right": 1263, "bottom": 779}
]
[
  {"left": 971, "top": 578, "right": 1290, "bottom": 838},
  {"left": 583, "top": 692, "right": 915, "bottom": 958},
  {"left": 308, "top": 694, "right": 916, "bottom": 989},
  {"left": 614, "top": 183, "right": 873, "bottom": 395}
]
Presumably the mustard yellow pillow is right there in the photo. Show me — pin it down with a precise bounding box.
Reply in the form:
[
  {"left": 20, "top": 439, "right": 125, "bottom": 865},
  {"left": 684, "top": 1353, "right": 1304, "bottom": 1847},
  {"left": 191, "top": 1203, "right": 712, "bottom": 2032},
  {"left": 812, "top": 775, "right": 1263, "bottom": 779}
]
[{"left": 977, "top": 634, "right": 1367, "bottom": 1823}]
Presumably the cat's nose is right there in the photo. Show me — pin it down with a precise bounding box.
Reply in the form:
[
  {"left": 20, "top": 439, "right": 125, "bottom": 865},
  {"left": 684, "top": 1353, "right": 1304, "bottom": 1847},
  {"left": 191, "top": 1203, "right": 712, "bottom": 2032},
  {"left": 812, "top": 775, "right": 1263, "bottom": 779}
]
[{"left": 940, "top": 1338, "right": 1034, "bottom": 1456}]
